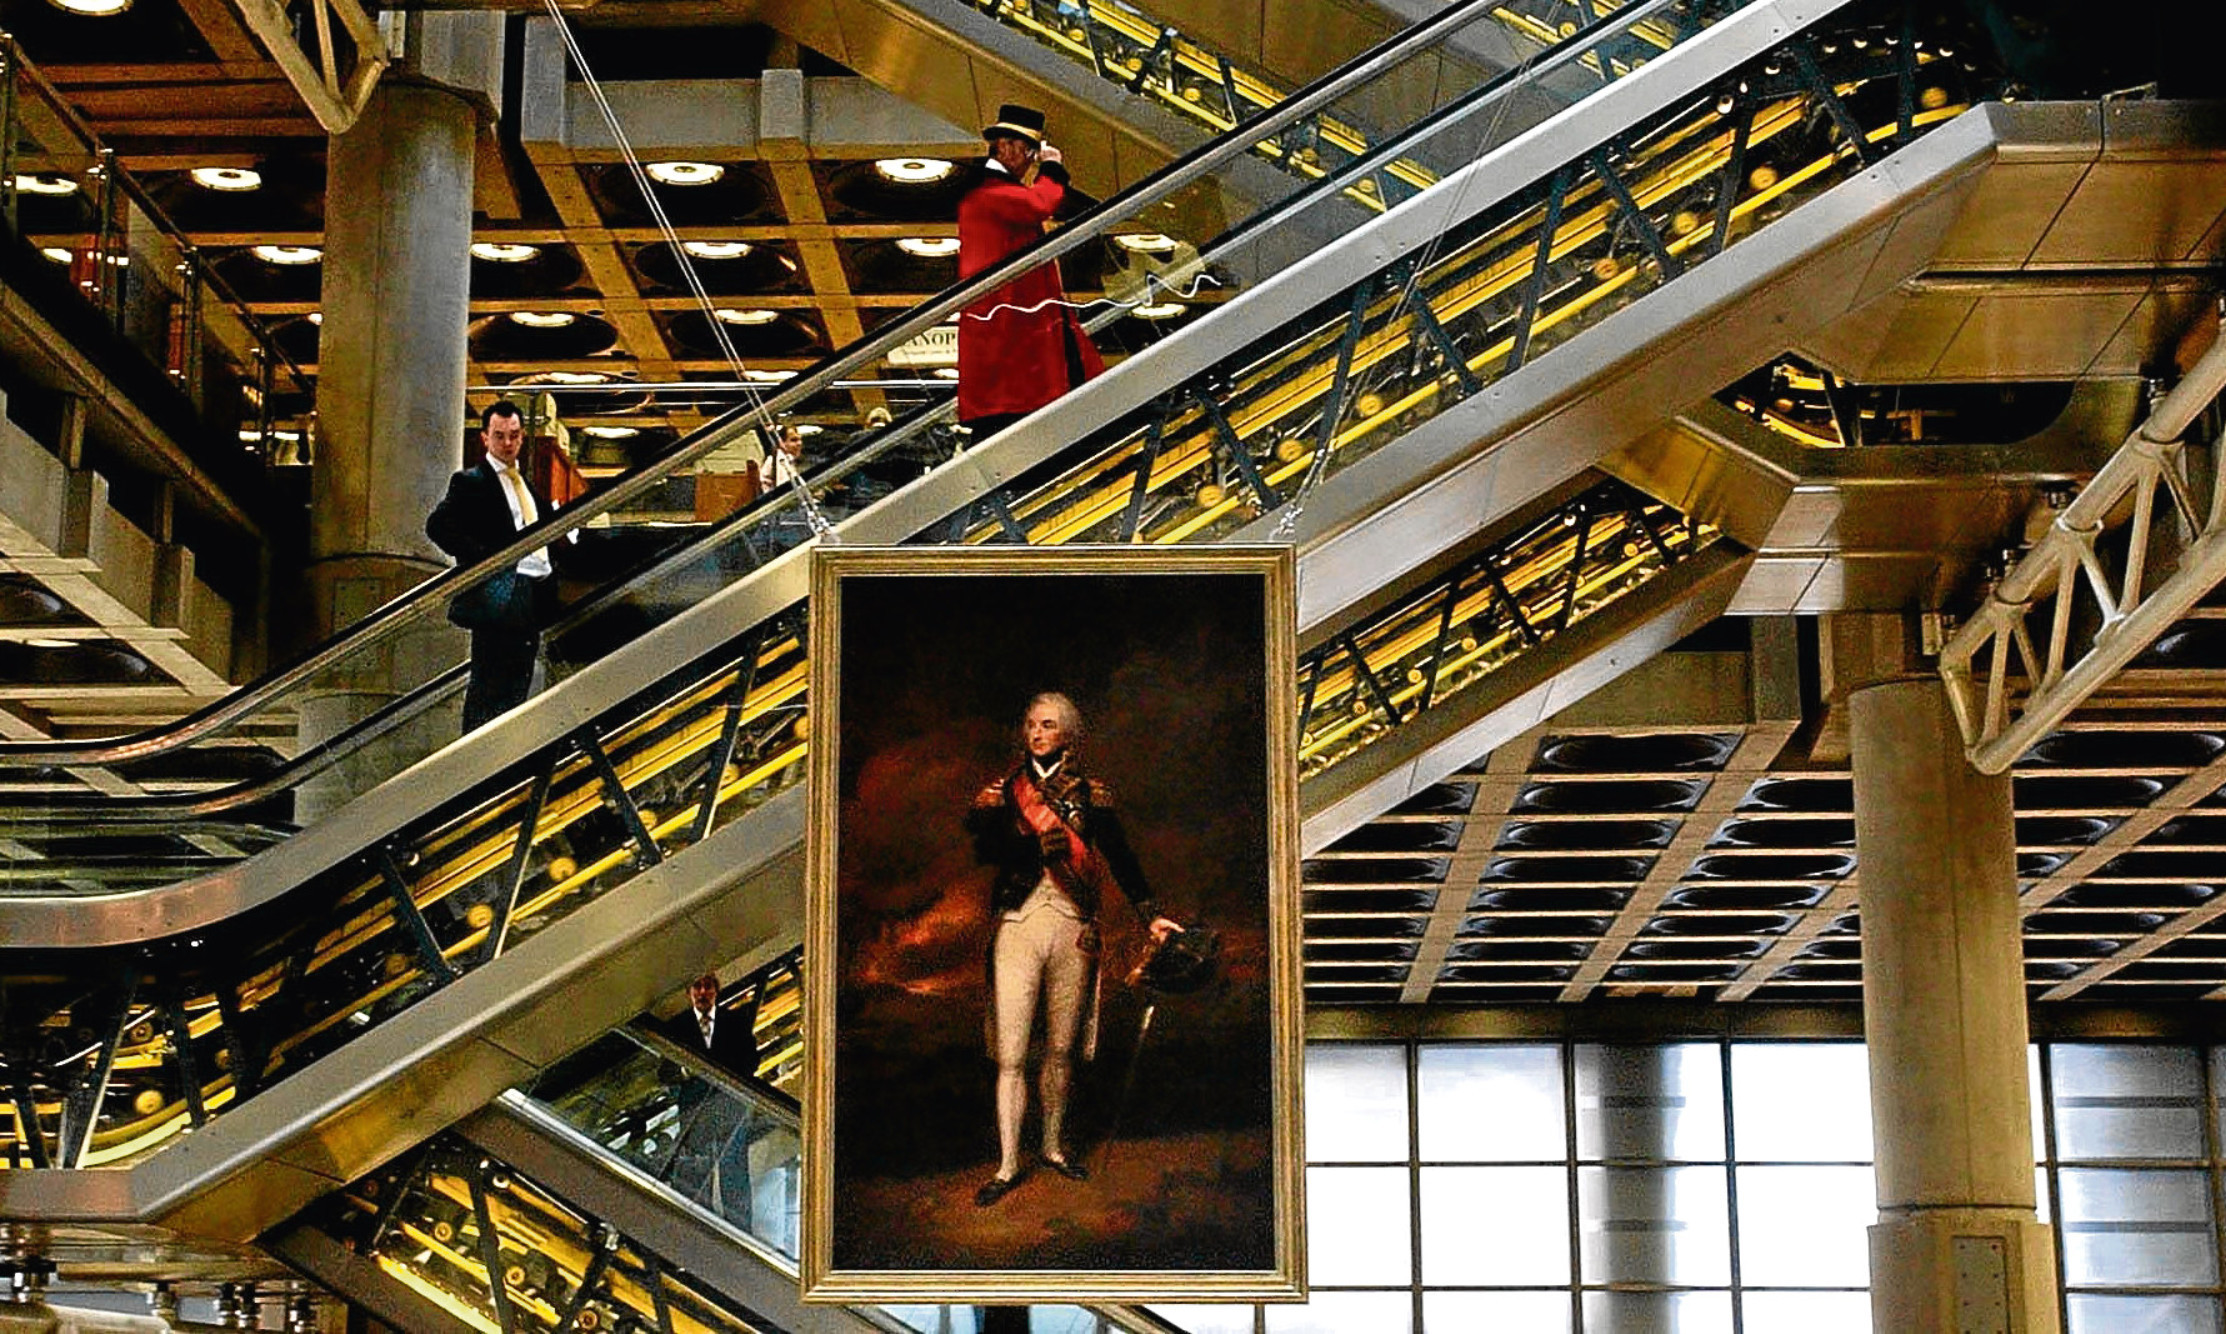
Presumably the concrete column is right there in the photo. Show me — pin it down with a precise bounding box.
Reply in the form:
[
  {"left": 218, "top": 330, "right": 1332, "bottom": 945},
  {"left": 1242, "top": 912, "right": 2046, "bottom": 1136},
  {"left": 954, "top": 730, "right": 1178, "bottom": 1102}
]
[
  {"left": 298, "top": 73, "right": 484, "bottom": 817},
  {"left": 1850, "top": 678, "right": 2059, "bottom": 1334}
]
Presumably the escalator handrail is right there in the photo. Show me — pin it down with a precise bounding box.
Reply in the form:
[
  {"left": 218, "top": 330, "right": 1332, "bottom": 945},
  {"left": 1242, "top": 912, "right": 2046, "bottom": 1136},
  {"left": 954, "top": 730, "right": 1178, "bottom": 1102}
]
[
  {"left": 0, "top": 0, "right": 1682, "bottom": 770},
  {"left": 0, "top": 0, "right": 1822, "bottom": 939}
]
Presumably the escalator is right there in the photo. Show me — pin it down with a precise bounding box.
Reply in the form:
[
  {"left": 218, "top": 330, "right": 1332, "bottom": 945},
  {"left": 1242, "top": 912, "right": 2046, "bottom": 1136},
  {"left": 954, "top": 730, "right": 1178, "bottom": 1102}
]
[
  {"left": 271, "top": 963, "right": 1166, "bottom": 1334},
  {"left": 0, "top": 0, "right": 2031, "bottom": 1244}
]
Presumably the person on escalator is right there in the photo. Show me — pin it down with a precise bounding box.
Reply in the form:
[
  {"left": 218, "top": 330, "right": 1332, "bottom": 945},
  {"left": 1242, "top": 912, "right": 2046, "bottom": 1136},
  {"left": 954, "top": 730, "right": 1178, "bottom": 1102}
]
[
  {"left": 657, "top": 973, "right": 764, "bottom": 1229},
  {"left": 427, "top": 400, "right": 576, "bottom": 734},
  {"left": 956, "top": 104, "right": 1104, "bottom": 445}
]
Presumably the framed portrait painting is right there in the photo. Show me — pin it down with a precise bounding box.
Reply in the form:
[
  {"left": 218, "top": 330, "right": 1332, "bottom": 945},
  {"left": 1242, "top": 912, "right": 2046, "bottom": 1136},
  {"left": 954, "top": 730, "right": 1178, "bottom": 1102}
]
[{"left": 802, "top": 544, "right": 1304, "bottom": 1304}]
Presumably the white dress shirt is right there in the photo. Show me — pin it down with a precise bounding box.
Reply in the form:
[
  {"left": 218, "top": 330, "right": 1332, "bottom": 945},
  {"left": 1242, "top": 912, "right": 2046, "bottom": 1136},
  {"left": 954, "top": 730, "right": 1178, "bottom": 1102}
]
[{"left": 488, "top": 455, "right": 553, "bottom": 579}]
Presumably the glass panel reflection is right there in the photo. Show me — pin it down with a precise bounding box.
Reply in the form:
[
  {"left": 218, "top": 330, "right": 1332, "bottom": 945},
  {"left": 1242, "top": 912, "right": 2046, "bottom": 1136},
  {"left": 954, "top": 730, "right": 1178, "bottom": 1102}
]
[
  {"left": 1577, "top": 1165, "right": 1731, "bottom": 1286},
  {"left": 1417, "top": 1044, "right": 1566, "bottom": 1162},
  {"left": 2066, "top": 1293, "right": 2224, "bottom": 1334},
  {"left": 1728, "top": 1044, "right": 1873, "bottom": 1162},
  {"left": 2050, "top": 1045, "right": 2207, "bottom": 1162},
  {"left": 2058, "top": 1167, "right": 2219, "bottom": 1287},
  {"left": 1575, "top": 1043, "right": 1726, "bottom": 1162},
  {"left": 1307, "top": 1166, "right": 1413, "bottom": 1285},
  {"left": 1420, "top": 1165, "right": 1570, "bottom": 1285},
  {"left": 1580, "top": 1290, "right": 1735, "bottom": 1333},
  {"left": 1732, "top": 1165, "right": 1874, "bottom": 1287},
  {"left": 1306, "top": 1044, "right": 1410, "bottom": 1162}
]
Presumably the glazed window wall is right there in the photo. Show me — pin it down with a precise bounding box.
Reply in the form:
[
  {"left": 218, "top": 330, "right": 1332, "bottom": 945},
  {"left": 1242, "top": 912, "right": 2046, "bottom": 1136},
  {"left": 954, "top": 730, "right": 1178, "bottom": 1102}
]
[{"left": 1154, "top": 1040, "right": 2226, "bottom": 1333}]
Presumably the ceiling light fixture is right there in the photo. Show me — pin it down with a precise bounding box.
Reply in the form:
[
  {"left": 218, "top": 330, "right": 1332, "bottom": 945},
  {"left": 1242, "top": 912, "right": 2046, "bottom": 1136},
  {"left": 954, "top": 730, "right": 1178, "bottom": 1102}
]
[
  {"left": 896, "top": 236, "right": 961, "bottom": 259},
  {"left": 471, "top": 242, "right": 542, "bottom": 263},
  {"left": 307, "top": 312, "right": 323, "bottom": 325},
  {"left": 190, "top": 166, "right": 262, "bottom": 192},
  {"left": 252, "top": 244, "right": 322, "bottom": 265},
  {"left": 792, "top": 423, "right": 824, "bottom": 435},
  {"left": 713, "top": 308, "right": 779, "bottom": 326},
  {"left": 509, "top": 311, "right": 578, "bottom": 328},
  {"left": 743, "top": 369, "right": 795, "bottom": 383},
  {"left": 13, "top": 173, "right": 79, "bottom": 196},
  {"left": 1134, "top": 301, "right": 1187, "bottom": 319},
  {"left": 1113, "top": 232, "right": 1179, "bottom": 254},
  {"left": 48, "top": 0, "right": 132, "bottom": 15},
  {"left": 681, "top": 240, "right": 752, "bottom": 260},
  {"left": 933, "top": 367, "right": 960, "bottom": 380},
  {"left": 580, "top": 424, "right": 641, "bottom": 439},
  {"left": 21, "top": 637, "right": 79, "bottom": 649},
  {"left": 542, "top": 371, "right": 615, "bottom": 385},
  {"left": 875, "top": 157, "right": 954, "bottom": 184},
  {"left": 40, "top": 247, "right": 71, "bottom": 263},
  {"left": 646, "top": 161, "right": 724, "bottom": 186}
]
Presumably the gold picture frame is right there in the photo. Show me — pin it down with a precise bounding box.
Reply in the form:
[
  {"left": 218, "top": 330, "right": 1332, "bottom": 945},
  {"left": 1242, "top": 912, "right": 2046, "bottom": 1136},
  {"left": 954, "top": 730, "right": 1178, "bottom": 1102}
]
[{"left": 803, "top": 544, "right": 1305, "bottom": 1304}]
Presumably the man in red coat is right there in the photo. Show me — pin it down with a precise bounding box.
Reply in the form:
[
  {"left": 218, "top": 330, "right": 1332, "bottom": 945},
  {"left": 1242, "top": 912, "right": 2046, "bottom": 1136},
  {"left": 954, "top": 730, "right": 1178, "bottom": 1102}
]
[{"left": 957, "top": 104, "right": 1105, "bottom": 442}]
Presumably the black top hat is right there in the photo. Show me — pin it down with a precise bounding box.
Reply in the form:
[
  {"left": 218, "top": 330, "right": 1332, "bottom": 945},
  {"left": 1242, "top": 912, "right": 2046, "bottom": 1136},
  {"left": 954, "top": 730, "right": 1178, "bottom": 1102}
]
[{"left": 983, "top": 103, "right": 1047, "bottom": 145}]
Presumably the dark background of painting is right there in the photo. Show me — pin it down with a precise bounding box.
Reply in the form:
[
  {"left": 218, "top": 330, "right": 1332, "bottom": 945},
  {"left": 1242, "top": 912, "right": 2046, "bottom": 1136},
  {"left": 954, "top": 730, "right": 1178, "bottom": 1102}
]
[{"left": 830, "top": 568, "right": 1277, "bottom": 1271}]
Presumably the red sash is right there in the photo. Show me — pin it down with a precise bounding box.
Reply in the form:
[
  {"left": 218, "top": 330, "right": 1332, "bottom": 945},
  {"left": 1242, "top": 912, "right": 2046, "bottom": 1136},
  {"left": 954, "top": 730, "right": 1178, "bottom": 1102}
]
[{"left": 1012, "top": 770, "right": 1104, "bottom": 904}]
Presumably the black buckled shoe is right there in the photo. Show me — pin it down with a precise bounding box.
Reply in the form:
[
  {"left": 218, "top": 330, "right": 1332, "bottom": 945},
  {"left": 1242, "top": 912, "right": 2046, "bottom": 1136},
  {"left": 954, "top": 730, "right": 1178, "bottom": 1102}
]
[
  {"left": 975, "top": 1173, "right": 1022, "bottom": 1206},
  {"left": 1043, "top": 1155, "right": 1089, "bottom": 1181}
]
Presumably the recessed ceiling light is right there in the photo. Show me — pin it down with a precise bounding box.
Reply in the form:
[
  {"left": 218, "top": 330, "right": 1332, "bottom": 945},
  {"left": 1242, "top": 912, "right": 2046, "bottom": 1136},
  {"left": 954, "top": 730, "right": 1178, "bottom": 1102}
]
[
  {"left": 580, "top": 424, "right": 640, "bottom": 439},
  {"left": 252, "top": 244, "right": 321, "bottom": 265},
  {"left": 13, "top": 173, "right": 79, "bottom": 196},
  {"left": 933, "top": 367, "right": 959, "bottom": 380},
  {"left": 875, "top": 157, "right": 954, "bottom": 184},
  {"left": 472, "top": 242, "right": 542, "bottom": 263},
  {"left": 49, "top": 0, "right": 131, "bottom": 15},
  {"left": 509, "top": 311, "right": 577, "bottom": 328},
  {"left": 40, "top": 247, "right": 71, "bottom": 263},
  {"left": 542, "top": 371, "right": 615, "bottom": 385},
  {"left": 713, "top": 308, "right": 779, "bottom": 326},
  {"left": 21, "top": 637, "right": 78, "bottom": 649},
  {"left": 1114, "top": 232, "right": 1179, "bottom": 254},
  {"left": 646, "top": 161, "right": 724, "bottom": 186},
  {"left": 190, "top": 166, "right": 262, "bottom": 192},
  {"left": 896, "top": 237, "right": 961, "bottom": 259},
  {"left": 681, "top": 240, "right": 751, "bottom": 260},
  {"left": 1135, "top": 301, "right": 1187, "bottom": 319},
  {"left": 743, "top": 369, "right": 795, "bottom": 383}
]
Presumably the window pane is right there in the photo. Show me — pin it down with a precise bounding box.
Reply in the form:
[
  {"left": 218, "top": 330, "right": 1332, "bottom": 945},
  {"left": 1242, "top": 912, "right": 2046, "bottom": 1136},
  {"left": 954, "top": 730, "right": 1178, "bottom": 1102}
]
[
  {"left": 1575, "top": 1043, "right": 1726, "bottom": 1162},
  {"left": 1147, "top": 1307, "right": 1255, "bottom": 1334},
  {"left": 2068, "top": 1293, "right": 2223, "bottom": 1334},
  {"left": 1420, "top": 1165, "right": 1570, "bottom": 1285},
  {"left": 1417, "top": 1044, "right": 1565, "bottom": 1162},
  {"left": 2031, "top": 1043, "right": 2047, "bottom": 1164},
  {"left": 1739, "top": 1291, "right": 1872, "bottom": 1333},
  {"left": 1306, "top": 1045, "right": 1408, "bottom": 1163},
  {"left": 2059, "top": 1167, "right": 2218, "bottom": 1287},
  {"left": 2037, "top": 1167, "right": 2051, "bottom": 1224},
  {"left": 1306, "top": 1166, "right": 1411, "bottom": 1285},
  {"left": 878, "top": 1310, "right": 976, "bottom": 1334},
  {"left": 1581, "top": 1290, "right": 1735, "bottom": 1333},
  {"left": 1265, "top": 1291, "right": 1411, "bottom": 1333},
  {"left": 2051, "top": 1045, "right": 2206, "bottom": 1161},
  {"left": 1730, "top": 1044, "right": 1872, "bottom": 1162},
  {"left": 1578, "top": 1165, "right": 1731, "bottom": 1286},
  {"left": 1734, "top": 1165, "right": 1875, "bottom": 1286},
  {"left": 1423, "top": 1291, "right": 1572, "bottom": 1331}
]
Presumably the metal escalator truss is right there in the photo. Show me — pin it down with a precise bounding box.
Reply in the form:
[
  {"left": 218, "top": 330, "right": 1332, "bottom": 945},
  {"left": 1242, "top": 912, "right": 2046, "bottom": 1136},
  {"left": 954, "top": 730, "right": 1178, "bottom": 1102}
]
[
  {"left": 1941, "top": 322, "right": 2226, "bottom": 776},
  {"left": 0, "top": 0, "right": 2024, "bottom": 1238}
]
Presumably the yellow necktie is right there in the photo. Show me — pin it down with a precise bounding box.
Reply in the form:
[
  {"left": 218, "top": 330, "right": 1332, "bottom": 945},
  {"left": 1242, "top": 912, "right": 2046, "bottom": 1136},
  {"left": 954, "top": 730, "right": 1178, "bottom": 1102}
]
[{"left": 501, "top": 467, "right": 538, "bottom": 527}]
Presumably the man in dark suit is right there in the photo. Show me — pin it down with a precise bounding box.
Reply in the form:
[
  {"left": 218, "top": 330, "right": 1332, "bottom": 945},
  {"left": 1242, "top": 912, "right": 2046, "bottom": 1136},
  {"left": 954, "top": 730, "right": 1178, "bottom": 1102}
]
[
  {"left": 656, "top": 973, "right": 764, "bottom": 1227},
  {"left": 660, "top": 972, "right": 760, "bottom": 1077},
  {"left": 427, "top": 401, "right": 562, "bottom": 733}
]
